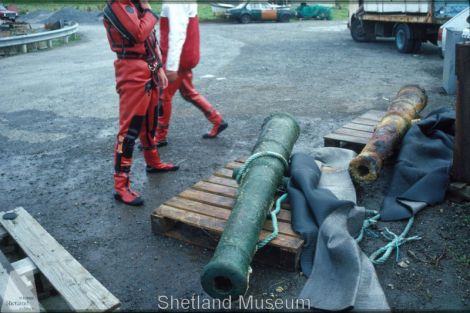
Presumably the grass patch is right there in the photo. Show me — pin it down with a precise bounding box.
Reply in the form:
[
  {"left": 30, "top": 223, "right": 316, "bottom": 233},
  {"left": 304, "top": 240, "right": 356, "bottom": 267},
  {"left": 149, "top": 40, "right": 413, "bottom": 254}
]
[
  {"left": 12, "top": 1, "right": 347, "bottom": 22},
  {"left": 331, "top": 7, "right": 348, "bottom": 20},
  {"left": 13, "top": 1, "right": 219, "bottom": 22}
]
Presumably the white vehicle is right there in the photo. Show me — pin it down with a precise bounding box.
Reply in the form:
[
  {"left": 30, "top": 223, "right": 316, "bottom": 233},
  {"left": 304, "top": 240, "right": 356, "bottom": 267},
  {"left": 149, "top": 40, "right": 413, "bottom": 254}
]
[
  {"left": 438, "top": 8, "right": 470, "bottom": 55},
  {"left": 349, "top": 0, "right": 468, "bottom": 53}
]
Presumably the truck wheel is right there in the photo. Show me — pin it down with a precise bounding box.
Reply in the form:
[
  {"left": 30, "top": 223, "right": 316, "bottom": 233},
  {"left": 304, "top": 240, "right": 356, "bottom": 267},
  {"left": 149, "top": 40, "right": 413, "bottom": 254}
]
[
  {"left": 240, "top": 14, "right": 251, "bottom": 24},
  {"left": 350, "top": 16, "right": 375, "bottom": 42},
  {"left": 395, "top": 23, "right": 414, "bottom": 53}
]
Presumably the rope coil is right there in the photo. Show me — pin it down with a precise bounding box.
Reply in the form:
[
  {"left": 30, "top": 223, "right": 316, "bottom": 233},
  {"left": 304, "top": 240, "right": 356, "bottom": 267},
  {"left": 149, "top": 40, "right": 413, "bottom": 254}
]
[
  {"left": 356, "top": 210, "right": 422, "bottom": 265},
  {"left": 234, "top": 151, "right": 289, "bottom": 185}
]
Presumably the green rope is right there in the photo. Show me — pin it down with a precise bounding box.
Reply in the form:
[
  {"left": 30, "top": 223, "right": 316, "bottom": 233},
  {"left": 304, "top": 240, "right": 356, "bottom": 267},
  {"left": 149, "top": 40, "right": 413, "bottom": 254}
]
[
  {"left": 235, "top": 151, "right": 289, "bottom": 185},
  {"left": 369, "top": 216, "right": 422, "bottom": 265},
  {"left": 355, "top": 209, "right": 380, "bottom": 243},
  {"left": 257, "top": 193, "right": 288, "bottom": 249},
  {"left": 356, "top": 210, "right": 422, "bottom": 264}
]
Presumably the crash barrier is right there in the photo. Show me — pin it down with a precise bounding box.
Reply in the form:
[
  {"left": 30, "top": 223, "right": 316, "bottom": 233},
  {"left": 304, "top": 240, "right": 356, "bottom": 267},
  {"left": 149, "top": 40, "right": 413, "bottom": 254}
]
[
  {"left": 349, "top": 85, "right": 427, "bottom": 183},
  {"left": 0, "top": 21, "right": 79, "bottom": 53},
  {"left": 201, "top": 113, "right": 300, "bottom": 300}
]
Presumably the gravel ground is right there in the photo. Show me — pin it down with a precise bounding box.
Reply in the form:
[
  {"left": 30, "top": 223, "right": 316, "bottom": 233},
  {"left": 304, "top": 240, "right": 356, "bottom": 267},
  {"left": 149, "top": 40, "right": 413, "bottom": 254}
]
[{"left": 0, "top": 18, "right": 469, "bottom": 311}]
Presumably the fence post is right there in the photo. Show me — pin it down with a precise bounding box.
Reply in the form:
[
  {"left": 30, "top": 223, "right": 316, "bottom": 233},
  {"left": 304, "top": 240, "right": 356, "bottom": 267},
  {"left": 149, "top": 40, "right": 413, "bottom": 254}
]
[{"left": 449, "top": 41, "right": 470, "bottom": 201}]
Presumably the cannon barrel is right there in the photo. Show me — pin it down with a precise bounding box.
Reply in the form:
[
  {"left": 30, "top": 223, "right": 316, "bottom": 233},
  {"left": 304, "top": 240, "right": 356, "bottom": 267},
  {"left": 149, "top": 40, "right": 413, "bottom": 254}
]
[
  {"left": 349, "top": 85, "right": 427, "bottom": 182},
  {"left": 201, "top": 113, "right": 300, "bottom": 299}
]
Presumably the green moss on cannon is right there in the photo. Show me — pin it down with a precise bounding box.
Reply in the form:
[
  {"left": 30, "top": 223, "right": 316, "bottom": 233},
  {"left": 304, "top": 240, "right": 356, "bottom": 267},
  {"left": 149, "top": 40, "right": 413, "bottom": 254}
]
[{"left": 200, "top": 113, "right": 300, "bottom": 300}]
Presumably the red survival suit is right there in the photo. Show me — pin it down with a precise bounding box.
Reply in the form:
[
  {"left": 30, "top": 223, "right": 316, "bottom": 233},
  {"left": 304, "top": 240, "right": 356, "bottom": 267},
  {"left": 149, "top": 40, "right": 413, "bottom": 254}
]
[
  {"left": 156, "top": 3, "right": 228, "bottom": 147},
  {"left": 104, "top": 0, "right": 178, "bottom": 206}
]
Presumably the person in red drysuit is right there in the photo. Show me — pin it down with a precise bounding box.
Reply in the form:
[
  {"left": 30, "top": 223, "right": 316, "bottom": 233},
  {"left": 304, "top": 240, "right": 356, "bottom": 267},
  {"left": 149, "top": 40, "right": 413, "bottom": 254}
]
[
  {"left": 103, "top": 0, "right": 178, "bottom": 206},
  {"left": 156, "top": 3, "right": 228, "bottom": 147}
]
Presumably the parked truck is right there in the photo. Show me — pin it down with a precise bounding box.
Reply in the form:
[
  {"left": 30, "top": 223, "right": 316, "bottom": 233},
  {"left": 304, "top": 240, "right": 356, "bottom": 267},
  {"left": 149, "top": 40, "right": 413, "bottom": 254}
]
[{"left": 348, "top": 0, "right": 468, "bottom": 53}]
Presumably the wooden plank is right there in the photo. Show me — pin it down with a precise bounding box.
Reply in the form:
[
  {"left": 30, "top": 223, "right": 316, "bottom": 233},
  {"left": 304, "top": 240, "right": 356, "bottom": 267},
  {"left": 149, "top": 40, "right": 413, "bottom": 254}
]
[
  {"left": 179, "top": 189, "right": 234, "bottom": 209},
  {"left": 214, "top": 168, "right": 233, "bottom": 179},
  {"left": 176, "top": 190, "right": 292, "bottom": 221},
  {"left": 342, "top": 122, "right": 375, "bottom": 133},
  {"left": 0, "top": 250, "right": 39, "bottom": 311},
  {"left": 155, "top": 205, "right": 303, "bottom": 251},
  {"left": 0, "top": 207, "right": 120, "bottom": 312},
  {"left": 204, "top": 175, "right": 239, "bottom": 188},
  {"left": 162, "top": 198, "right": 297, "bottom": 237},
  {"left": 334, "top": 128, "right": 374, "bottom": 139},
  {"left": 11, "top": 257, "right": 38, "bottom": 277},
  {"left": 323, "top": 133, "right": 370, "bottom": 145},
  {"left": 193, "top": 181, "right": 237, "bottom": 198},
  {"left": 159, "top": 223, "right": 300, "bottom": 272},
  {"left": 225, "top": 162, "right": 243, "bottom": 170},
  {"left": 351, "top": 118, "right": 381, "bottom": 126}
]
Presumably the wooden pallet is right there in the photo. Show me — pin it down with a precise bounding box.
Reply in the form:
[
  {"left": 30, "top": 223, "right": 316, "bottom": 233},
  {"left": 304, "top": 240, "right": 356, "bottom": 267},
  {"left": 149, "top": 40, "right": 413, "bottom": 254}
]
[
  {"left": 324, "top": 110, "right": 387, "bottom": 152},
  {"left": 0, "top": 207, "right": 120, "bottom": 312},
  {"left": 151, "top": 157, "right": 304, "bottom": 272}
]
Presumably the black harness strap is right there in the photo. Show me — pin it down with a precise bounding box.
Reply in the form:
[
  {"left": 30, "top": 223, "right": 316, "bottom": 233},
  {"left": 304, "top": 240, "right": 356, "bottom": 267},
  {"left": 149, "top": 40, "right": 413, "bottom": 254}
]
[{"left": 103, "top": 3, "right": 137, "bottom": 45}]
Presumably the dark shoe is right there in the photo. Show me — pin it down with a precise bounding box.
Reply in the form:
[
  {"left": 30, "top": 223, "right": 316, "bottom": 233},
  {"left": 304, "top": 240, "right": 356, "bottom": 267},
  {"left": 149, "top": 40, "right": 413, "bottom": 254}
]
[
  {"left": 146, "top": 164, "right": 179, "bottom": 173},
  {"left": 156, "top": 139, "right": 168, "bottom": 148},
  {"left": 203, "top": 120, "right": 228, "bottom": 139},
  {"left": 114, "top": 193, "right": 144, "bottom": 206}
]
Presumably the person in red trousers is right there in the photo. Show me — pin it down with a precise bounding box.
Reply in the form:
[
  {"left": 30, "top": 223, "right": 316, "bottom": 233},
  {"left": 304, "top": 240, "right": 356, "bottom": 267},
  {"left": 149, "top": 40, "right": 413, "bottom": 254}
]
[
  {"left": 156, "top": 3, "right": 228, "bottom": 147},
  {"left": 103, "top": 0, "right": 178, "bottom": 206}
]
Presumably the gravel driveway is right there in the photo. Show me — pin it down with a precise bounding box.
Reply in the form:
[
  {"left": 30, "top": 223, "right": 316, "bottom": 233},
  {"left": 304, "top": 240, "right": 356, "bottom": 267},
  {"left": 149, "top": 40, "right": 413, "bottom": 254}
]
[{"left": 0, "top": 20, "right": 468, "bottom": 311}]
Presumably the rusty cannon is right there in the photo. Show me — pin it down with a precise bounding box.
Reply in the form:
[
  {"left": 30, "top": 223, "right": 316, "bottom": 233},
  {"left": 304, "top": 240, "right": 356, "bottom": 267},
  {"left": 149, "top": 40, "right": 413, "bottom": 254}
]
[
  {"left": 349, "top": 85, "right": 427, "bottom": 183},
  {"left": 200, "top": 113, "right": 300, "bottom": 300}
]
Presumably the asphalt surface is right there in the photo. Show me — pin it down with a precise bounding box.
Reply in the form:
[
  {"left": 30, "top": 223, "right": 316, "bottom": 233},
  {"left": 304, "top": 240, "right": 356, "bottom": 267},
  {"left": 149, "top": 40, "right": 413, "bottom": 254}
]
[{"left": 0, "top": 20, "right": 469, "bottom": 311}]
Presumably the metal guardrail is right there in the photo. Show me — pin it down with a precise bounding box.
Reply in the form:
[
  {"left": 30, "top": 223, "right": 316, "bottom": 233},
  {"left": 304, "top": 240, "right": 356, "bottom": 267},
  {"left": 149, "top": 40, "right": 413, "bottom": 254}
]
[{"left": 0, "top": 21, "right": 79, "bottom": 49}]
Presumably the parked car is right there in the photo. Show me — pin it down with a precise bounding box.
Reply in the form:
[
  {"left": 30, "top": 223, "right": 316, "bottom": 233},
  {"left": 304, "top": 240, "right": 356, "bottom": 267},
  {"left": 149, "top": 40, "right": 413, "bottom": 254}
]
[
  {"left": 296, "top": 3, "right": 331, "bottom": 20},
  {"left": 438, "top": 7, "right": 469, "bottom": 55},
  {"left": 0, "top": 4, "right": 18, "bottom": 22},
  {"left": 225, "top": 2, "right": 292, "bottom": 24}
]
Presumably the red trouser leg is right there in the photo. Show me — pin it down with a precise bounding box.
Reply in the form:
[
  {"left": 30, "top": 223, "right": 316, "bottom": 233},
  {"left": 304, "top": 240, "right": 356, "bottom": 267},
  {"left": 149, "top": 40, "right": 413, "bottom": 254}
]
[
  {"left": 178, "top": 70, "right": 228, "bottom": 138},
  {"left": 156, "top": 76, "right": 182, "bottom": 144},
  {"left": 113, "top": 59, "right": 153, "bottom": 206},
  {"left": 140, "top": 87, "right": 179, "bottom": 173}
]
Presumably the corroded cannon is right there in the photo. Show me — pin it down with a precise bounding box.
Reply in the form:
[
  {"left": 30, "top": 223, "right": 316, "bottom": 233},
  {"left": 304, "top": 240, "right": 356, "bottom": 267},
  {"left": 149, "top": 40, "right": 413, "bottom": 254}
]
[
  {"left": 201, "top": 113, "right": 300, "bottom": 299},
  {"left": 349, "top": 85, "right": 427, "bottom": 182}
]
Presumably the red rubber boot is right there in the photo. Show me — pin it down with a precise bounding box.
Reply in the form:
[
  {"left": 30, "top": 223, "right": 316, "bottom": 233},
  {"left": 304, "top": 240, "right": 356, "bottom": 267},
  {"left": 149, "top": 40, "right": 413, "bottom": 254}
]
[
  {"left": 143, "top": 147, "right": 179, "bottom": 173},
  {"left": 114, "top": 172, "right": 144, "bottom": 206},
  {"left": 203, "top": 110, "right": 228, "bottom": 139}
]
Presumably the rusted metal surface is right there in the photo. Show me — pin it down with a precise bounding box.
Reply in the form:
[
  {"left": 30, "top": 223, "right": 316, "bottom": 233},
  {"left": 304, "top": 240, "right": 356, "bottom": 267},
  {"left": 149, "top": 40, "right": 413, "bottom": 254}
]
[
  {"left": 452, "top": 42, "right": 470, "bottom": 183},
  {"left": 349, "top": 85, "right": 427, "bottom": 183},
  {"left": 362, "top": 13, "right": 433, "bottom": 24}
]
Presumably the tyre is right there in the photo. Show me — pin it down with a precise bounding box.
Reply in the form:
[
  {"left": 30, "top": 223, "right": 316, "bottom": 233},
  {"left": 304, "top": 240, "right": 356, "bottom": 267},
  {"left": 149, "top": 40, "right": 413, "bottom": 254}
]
[
  {"left": 240, "top": 14, "right": 251, "bottom": 24},
  {"left": 350, "top": 16, "right": 375, "bottom": 42},
  {"left": 395, "top": 23, "right": 414, "bottom": 53}
]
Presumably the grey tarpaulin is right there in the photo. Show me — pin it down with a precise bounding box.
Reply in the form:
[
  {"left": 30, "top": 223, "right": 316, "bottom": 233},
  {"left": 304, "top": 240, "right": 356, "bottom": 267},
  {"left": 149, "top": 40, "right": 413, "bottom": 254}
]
[
  {"left": 288, "top": 148, "right": 389, "bottom": 311},
  {"left": 380, "top": 108, "right": 455, "bottom": 221}
]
